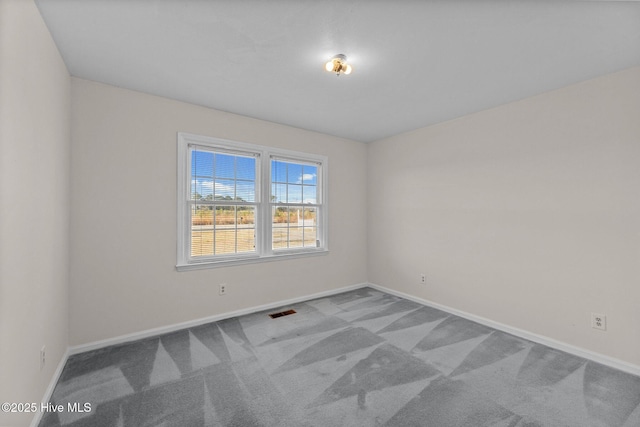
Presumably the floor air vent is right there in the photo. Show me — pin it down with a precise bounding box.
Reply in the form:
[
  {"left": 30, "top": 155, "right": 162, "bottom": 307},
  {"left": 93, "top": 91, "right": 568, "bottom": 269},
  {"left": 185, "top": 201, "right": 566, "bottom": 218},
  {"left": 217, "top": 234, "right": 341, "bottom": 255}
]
[{"left": 269, "top": 309, "right": 296, "bottom": 319}]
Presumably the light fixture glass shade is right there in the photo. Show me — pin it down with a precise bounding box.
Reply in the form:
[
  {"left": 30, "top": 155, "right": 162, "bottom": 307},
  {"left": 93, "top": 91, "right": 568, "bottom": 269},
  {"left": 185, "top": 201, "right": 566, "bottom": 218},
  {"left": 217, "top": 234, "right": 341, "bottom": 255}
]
[{"left": 325, "top": 54, "right": 352, "bottom": 76}]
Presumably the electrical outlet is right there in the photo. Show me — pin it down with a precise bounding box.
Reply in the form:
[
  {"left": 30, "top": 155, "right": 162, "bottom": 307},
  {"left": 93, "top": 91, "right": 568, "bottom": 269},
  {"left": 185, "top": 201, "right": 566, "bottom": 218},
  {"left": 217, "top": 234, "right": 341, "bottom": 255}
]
[
  {"left": 219, "top": 284, "right": 227, "bottom": 296},
  {"left": 591, "top": 313, "right": 606, "bottom": 331},
  {"left": 40, "top": 346, "right": 46, "bottom": 370},
  {"left": 420, "top": 274, "right": 426, "bottom": 285}
]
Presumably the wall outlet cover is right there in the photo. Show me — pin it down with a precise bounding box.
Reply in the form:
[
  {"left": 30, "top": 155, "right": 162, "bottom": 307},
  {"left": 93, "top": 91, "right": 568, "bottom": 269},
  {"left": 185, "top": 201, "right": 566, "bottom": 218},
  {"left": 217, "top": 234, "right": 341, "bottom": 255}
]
[{"left": 591, "top": 313, "right": 606, "bottom": 331}]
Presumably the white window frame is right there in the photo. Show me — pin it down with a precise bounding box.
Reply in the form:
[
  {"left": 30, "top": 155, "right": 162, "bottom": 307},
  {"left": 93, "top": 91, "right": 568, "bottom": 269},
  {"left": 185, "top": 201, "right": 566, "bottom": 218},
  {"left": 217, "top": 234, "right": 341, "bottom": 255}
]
[{"left": 177, "top": 132, "right": 328, "bottom": 271}]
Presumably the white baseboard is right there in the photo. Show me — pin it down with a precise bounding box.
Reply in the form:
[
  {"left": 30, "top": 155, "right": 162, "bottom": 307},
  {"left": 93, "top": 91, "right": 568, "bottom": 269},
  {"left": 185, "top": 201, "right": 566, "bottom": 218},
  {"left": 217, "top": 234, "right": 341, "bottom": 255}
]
[
  {"left": 367, "top": 282, "right": 640, "bottom": 377},
  {"left": 29, "top": 348, "right": 70, "bottom": 427},
  {"left": 68, "top": 282, "right": 368, "bottom": 356}
]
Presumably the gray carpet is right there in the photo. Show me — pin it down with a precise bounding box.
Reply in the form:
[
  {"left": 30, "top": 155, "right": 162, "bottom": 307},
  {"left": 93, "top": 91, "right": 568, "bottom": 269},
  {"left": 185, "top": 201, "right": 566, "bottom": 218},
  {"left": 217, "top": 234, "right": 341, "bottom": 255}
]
[{"left": 39, "top": 288, "right": 640, "bottom": 426}]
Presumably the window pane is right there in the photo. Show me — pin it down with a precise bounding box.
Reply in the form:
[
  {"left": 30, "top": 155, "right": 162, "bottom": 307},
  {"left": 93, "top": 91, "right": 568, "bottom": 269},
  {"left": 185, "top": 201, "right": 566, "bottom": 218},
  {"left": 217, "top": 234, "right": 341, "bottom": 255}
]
[
  {"left": 289, "top": 207, "right": 300, "bottom": 224},
  {"left": 237, "top": 206, "right": 255, "bottom": 253},
  {"left": 191, "top": 151, "right": 257, "bottom": 203},
  {"left": 272, "top": 160, "right": 287, "bottom": 183},
  {"left": 192, "top": 178, "right": 213, "bottom": 201},
  {"left": 271, "top": 206, "right": 319, "bottom": 250},
  {"left": 192, "top": 205, "right": 213, "bottom": 226},
  {"left": 215, "top": 153, "right": 235, "bottom": 179},
  {"left": 237, "top": 229, "right": 255, "bottom": 253},
  {"left": 236, "top": 156, "right": 255, "bottom": 180},
  {"left": 302, "top": 185, "right": 317, "bottom": 204},
  {"left": 190, "top": 205, "right": 257, "bottom": 257},
  {"left": 288, "top": 227, "right": 304, "bottom": 248},
  {"left": 272, "top": 206, "right": 289, "bottom": 225},
  {"left": 236, "top": 180, "right": 255, "bottom": 202},
  {"left": 270, "top": 160, "right": 318, "bottom": 203},
  {"left": 215, "top": 206, "right": 235, "bottom": 226},
  {"left": 192, "top": 151, "right": 213, "bottom": 179},
  {"left": 272, "top": 206, "right": 289, "bottom": 249},
  {"left": 191, "top": 205, "right": 214, "bottom": 257},
  {"left": 303, "top": 227, "right": 317, "bottom": 247},
  {"left": 215, "top": 179, "right": 235, "bottom": 200},
  {"left": 303, "top": 207, "right": 316, "bottom": 226},
  {"left": 214, "top": 205, "right": 236, "bottom": 254},
  {"left": 272, "top": 183, "right": 287, "bottom": 203},
  {"left": 238, "top": 207, "right": 255, "bottom": 226},
  {"left": 191, "top": 228, "right": 214, "bottom": 256},
  {"left": 302, "top": 165, "right": 317, "bottom": 184},
  {"left": 272, "top": 228, "right": 288, "bottom": 249},
  {"left": 215, "top": 230, "right": 236, "bottom": 255},
  {"left": 287, "top": 163, "right": 303, "bottom": 184},
  {"left": 288, "top": 184, "right": 302, "bottom": 203}
]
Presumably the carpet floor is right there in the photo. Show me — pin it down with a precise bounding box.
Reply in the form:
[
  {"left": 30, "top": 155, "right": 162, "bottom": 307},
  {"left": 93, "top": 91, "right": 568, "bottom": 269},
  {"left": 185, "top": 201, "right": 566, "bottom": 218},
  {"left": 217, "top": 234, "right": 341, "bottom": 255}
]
[{"left": 39, "top": 287, "right": 640, "bottom": 426}]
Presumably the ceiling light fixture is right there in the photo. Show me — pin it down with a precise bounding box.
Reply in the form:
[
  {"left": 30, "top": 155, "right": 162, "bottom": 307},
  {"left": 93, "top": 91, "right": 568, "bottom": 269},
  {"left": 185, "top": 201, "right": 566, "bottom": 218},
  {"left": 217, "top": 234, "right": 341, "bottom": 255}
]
[{"left": 325, "top": 54, "right": 352, "bottom": 76}]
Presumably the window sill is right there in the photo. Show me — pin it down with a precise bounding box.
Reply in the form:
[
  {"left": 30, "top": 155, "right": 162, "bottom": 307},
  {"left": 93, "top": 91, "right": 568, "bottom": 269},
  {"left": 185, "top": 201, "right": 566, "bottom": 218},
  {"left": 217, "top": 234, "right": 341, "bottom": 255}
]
[{"left": 176, "top": 249, "right": 329, "bottom": 271}]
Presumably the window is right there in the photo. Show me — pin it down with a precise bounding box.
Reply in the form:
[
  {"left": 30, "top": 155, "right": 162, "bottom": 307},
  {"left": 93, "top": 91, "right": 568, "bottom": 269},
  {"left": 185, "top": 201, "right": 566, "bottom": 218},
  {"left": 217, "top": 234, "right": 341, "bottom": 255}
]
[
  {"left": 271, "top": 158, "right": 320, "bottom": 250},
  {"left": 177, "top": 133, "right": 327, "bottom": 270},
  {"left": 189, "top": 149, "right": 258, "bottom": 257}
]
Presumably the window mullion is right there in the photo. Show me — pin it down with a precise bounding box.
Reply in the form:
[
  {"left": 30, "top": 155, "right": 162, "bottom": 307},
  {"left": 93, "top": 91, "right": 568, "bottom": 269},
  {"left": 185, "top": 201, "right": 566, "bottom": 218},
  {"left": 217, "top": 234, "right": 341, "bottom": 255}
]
[{"left": 261, "top": 153, "right": 272, "bottom": 256}]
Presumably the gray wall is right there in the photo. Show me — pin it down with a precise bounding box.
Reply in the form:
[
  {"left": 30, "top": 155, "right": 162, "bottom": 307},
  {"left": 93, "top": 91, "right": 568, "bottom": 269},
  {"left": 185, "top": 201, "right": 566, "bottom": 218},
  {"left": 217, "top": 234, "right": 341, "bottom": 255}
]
[
  {"left": 0, "top": 1, "right": 71, "bottom": 426},
  {"left": 69, "top": 78, "right": 368, "bottom": 345},
  {"left": 368, "top": 67, "right": 640, "bottom": 366}
]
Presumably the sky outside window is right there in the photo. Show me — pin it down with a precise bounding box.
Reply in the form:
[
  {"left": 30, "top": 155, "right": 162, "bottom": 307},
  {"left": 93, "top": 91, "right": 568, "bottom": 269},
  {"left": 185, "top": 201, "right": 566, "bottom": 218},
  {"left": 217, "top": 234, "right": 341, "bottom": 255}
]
[
  {"left": 191, "top": 150, "right": 256, "bottom": 201},
  {"left": 271, "top": 160, "right": 317, "bottom": 204}
]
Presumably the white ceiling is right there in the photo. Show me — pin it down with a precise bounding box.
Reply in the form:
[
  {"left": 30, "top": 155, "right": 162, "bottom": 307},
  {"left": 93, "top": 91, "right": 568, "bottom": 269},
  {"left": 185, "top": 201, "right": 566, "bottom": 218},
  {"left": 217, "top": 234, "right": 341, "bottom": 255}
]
[{"left": 36, "top": 0, "right": 640, "bottom": 143}]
